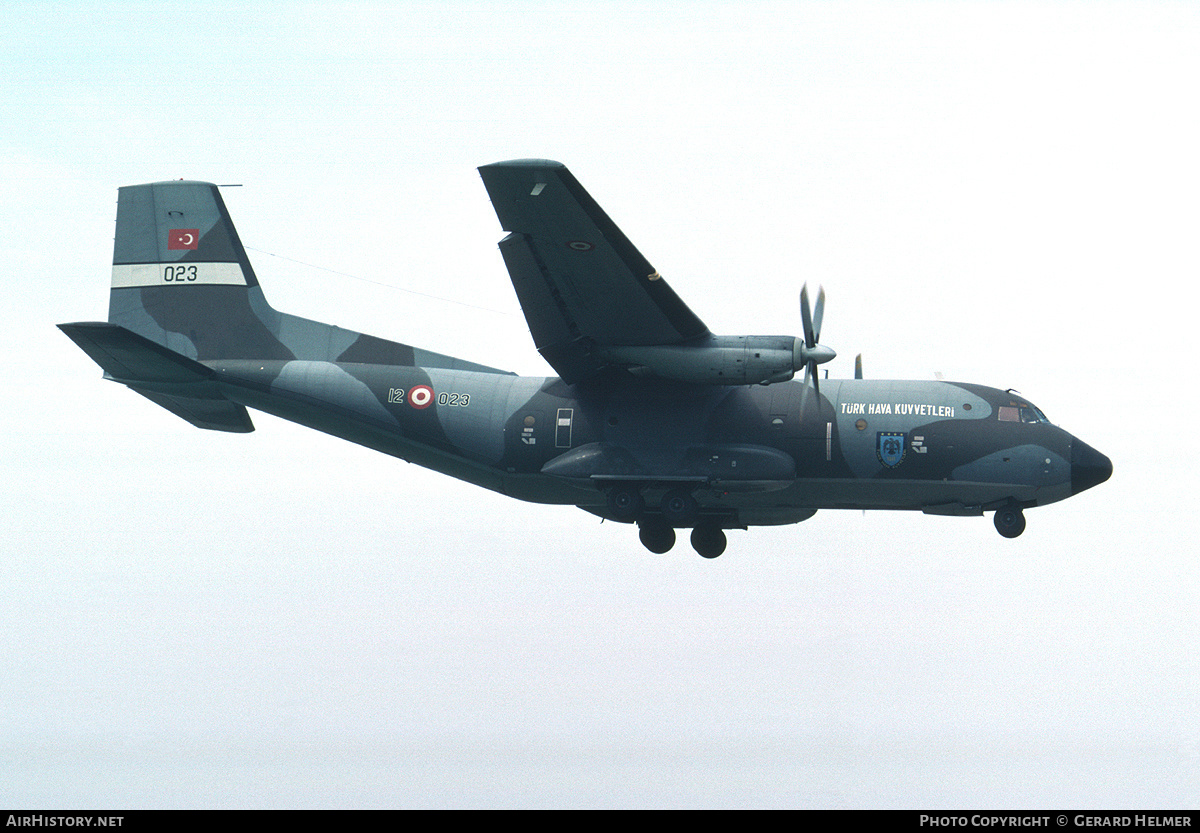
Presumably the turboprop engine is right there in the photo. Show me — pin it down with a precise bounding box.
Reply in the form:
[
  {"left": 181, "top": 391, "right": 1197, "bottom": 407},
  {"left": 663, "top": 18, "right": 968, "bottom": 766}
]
[{"left": 599, "top": 284, "right": 835, "bottom": 386}]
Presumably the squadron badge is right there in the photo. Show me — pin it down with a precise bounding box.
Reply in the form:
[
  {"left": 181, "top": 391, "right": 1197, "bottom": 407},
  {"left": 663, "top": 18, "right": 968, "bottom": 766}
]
[{"left": 877, "top": 431, "right": 907, "bottom": 468}]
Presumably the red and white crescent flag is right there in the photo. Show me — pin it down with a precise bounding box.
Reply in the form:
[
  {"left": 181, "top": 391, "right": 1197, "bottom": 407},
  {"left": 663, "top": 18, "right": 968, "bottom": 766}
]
[{"left": 168, "top": 229, "right": 199, "bottom": 250}]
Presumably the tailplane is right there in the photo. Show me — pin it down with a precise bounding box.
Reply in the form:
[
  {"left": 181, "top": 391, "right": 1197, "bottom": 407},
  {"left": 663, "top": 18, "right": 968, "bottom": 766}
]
[{"left": 57, "top": 321, "right": 254, "bottom": 432}]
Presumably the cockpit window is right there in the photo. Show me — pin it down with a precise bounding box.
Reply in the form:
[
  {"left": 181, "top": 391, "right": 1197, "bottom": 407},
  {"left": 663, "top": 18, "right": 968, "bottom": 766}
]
[
  {"left": 998, "top": 404, "right": 1049, "bottom": 424},
  {"left": 1025, "top": 404, "right": 1049, "bottom": 423}
]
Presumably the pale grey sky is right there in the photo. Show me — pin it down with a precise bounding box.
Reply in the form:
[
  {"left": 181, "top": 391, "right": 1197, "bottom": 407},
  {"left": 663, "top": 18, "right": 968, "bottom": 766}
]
[{"left": 3, "top": 0, "right": 1198, "bottom": 808}]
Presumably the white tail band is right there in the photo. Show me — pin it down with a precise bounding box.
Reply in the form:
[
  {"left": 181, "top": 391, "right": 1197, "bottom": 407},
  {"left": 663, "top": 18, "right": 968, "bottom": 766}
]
[{"left": 111, "top": 263, "right": 247, "bottom": 288}]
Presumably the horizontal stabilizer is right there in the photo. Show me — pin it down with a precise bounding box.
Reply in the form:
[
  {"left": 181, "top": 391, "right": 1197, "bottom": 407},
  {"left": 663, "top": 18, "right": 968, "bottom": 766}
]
[
  {"left": 59, "top": 322, "right": 215, "bottom": 384},
  {"left": 129, "top": 387, "right": 254, "bottom": 433},
  {"left": 58, "top": 321, "right": 254, "bottom": 432}
]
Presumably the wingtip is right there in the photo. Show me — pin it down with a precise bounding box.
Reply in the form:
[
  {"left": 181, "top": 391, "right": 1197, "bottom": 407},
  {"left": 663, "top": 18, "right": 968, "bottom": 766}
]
[
  {"left": 478, "top": 158, "right": 566, "bottom": 172},
  {"left": 121, "top": 179, "right": 221, "bottom": 189}
]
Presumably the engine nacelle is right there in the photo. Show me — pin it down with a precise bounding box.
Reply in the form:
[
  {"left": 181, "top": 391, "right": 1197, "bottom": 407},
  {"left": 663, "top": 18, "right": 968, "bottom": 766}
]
[{"left": 601, "top": 335, "right": 802, "bottom": 385}]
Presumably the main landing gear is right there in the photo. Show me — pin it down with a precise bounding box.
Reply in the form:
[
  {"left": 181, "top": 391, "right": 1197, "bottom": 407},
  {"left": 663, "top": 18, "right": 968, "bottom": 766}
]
[
  {"left": 689, "top": 525, "right": 727, "bottom": 559},
  {"left": 613, "top": 485, "right": 728, "bottom": 557},
  {"left": 638, "top": 522, "right": 675, "bottom": 554},
  {"left": 637, "top": 521, "right": 727, "bottom": 557},
  {"left": 993, "top": 506, "right": 1026, "bottom": 538}
]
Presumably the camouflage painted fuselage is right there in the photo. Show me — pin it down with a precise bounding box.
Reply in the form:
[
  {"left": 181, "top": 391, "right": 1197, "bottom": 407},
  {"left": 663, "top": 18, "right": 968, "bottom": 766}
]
[
  {"left": 203, "top": 357, "right": 1093, "bottom": 528},
  {"left": 60, "top": 170, "right": 1110, "bottom": 551}
]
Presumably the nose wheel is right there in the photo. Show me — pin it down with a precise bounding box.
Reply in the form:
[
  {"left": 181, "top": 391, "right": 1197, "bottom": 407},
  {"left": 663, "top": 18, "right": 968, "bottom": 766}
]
[{"left": 993, "top": 506, "right": 1026, "bottom": 538}]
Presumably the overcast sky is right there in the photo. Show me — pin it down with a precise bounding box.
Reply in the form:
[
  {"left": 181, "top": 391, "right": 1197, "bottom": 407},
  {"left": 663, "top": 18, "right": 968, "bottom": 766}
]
[{"left": 3, "top": 0, "right": 1198, "bottom": 808}]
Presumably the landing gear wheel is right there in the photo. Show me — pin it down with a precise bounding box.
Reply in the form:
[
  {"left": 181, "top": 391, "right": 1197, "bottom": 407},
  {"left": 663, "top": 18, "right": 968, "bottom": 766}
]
[
  {"left": 690, "top": 526, "right": 727, "bottom": 559},
  {"left": 660, "top": 488, "right": 698, "bottom": 527},
  {"left": 606, "top": 486, "right": 645, "bottom": 521},
  {"left": 638, "top": 522, "right": 676, "bottom": 554},
  {"left": 994, "top": 506, "right": 1026, "bottom": 538}
]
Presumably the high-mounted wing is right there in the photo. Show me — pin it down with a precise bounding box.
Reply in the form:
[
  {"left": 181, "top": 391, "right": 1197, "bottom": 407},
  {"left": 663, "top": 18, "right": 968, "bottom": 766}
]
[{"left": 479, "top": 160, "right": 710, "bottom": 384}]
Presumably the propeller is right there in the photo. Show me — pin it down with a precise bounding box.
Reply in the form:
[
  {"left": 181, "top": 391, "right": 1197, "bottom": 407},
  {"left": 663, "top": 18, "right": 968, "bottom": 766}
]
[{"left": 794, "top": 283, "right": 836, "bottom": 407}]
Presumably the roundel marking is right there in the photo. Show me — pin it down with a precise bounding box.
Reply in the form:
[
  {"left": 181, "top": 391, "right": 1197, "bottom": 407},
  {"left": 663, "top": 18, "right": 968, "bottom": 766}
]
[
  {"left": 408, "top": 384, "right": 434, "bottom": 409},
  {"left": 567, "top": 240, "right": 594, "bottom": 251}
]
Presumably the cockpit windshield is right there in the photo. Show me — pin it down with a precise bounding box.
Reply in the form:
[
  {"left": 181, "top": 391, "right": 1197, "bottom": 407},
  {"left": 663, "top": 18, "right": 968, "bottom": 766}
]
[{"left": 997, "top": 403, "right": 1050, "bottom": 424}]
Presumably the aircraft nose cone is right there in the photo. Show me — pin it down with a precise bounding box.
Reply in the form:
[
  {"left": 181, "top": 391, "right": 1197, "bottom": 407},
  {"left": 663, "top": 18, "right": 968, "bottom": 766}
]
[{"left": 1071, "top": 438, "right": 1112, "bottom": 495}]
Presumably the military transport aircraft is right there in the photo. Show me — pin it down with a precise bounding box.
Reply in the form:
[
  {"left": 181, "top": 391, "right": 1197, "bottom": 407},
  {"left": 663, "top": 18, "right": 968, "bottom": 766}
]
[{"left": 59, "top": 160, "right": 1111, "bottom": 557}]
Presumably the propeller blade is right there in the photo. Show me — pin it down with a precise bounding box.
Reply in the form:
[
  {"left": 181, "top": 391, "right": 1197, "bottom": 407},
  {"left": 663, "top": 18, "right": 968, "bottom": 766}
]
[
  {"left": 797, "top": 284, "right": 833, "bottom": 412},
  {"left": 797, "top": 361, "right": 820, "bottom": 408},
  {"left": 812, "top": 286, "right": 825, "bottom": 344},
  {"left": 799, "top": 284, "right": 815, "bottom": 348},
  {"left": 855, "top": 353, "right": 863, "bottom": 379}
]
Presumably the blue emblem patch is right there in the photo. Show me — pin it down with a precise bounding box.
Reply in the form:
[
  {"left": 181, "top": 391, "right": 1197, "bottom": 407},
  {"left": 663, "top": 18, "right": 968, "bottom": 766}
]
[{"left": 877, "top": 431, "right": 907, "bottom": 468}]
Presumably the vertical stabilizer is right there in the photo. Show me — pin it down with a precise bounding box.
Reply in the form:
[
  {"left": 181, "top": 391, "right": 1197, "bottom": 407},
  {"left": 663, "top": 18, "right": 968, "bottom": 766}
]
[
  {"left": 101, "top": 181, "right": 506, "bottom": 372},
  {"left": 108, "top": 181, "right": 292, "bottom": 361}
]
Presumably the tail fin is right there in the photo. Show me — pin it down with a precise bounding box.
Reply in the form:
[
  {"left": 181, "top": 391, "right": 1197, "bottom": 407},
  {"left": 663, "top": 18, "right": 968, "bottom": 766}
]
[
  {"left": 103, "top": 180, "right": 509, "bottom": 370},
  {"left": 107, "top": 180, "right": 292, "bottom": 361}
]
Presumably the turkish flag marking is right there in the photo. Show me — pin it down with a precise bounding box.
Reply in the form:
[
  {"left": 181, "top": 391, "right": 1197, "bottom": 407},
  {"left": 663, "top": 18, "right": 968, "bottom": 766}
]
[{"left": 168, "top": 229, "right": 199, "bottom": 250}]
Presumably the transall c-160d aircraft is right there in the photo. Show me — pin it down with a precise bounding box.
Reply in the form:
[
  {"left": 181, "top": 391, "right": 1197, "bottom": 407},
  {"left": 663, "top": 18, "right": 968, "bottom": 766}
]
[{"left": 60, "top": 160, "right": 1111, "bottom": 558}]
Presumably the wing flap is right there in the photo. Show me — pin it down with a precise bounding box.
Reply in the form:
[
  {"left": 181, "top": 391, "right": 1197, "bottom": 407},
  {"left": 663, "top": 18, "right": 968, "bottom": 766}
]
[{"left": 59, "top": 321, "right": 214, "bottom": 383}]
